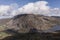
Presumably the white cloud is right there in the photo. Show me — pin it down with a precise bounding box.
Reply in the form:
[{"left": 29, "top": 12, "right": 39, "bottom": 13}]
[
  {"left": 0, "top": 1, "right": 60, "bottom": 18},
  {"left": 48, "top": 8, "right": 60, "bottom": 16},
  {"left": 0, "top": 5, "right": 9, "bottom": 16},
  {"left": 17, "top": 1, "right": 60, "bottom": 16},
  {"left": 18, "top": 1, "right": 50, "bottom": 15},
  {"left": 0, "top": 3, "right": 19, "bottom": 17}
]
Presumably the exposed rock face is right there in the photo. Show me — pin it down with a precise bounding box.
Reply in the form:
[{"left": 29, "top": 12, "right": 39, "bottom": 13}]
[{"left": 7, "top": 14, "right": 60, "bottom": 33}]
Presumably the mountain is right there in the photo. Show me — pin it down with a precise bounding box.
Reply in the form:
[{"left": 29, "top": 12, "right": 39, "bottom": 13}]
[
  {"left": 6, "top": 14, "right": 60, "bottom": 33},
  {"left": 0, "top": 14, "right": 60, "bottom": 40}
]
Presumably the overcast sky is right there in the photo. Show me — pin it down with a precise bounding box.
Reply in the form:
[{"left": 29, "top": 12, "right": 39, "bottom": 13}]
[{"left": 0, "top": 0, "right": 60, "bottom": 18}]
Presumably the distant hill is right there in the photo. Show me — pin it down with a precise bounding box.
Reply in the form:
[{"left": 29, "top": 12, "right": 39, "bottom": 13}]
[
  {"left": 0, "top": 18, "right": 11, "bottom": 26},
  {"left": 52, "top": 16, "right": 60, "bottom": 18}
]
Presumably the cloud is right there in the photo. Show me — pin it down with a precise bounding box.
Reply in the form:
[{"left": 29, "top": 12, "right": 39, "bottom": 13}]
[
  {"left": 0, "top": 3, "right": 19, "bottom": 17},
  {"left": 0, "top": 1, "right": 60, "bottom": 18},
  {"left": 17, "top": 1, "right": 60, "bottom": 16},
  {"left": 0, "top": 5, "right": 9, "bottom": 16},
  {"left": 48, "top": 8, "right": 60, "bottom": 16},
  {"left": 18, "top": 1, "right": 50, "bottom": 15}
]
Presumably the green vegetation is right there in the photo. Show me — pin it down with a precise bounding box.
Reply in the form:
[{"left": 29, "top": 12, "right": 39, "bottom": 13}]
[
  {"left": 0, "top": 32, "right": 11, "bottom": 39},
  {"left": 0, "top": 25, "right": 7, "bottom": 31},
  {"left": 1, "top": 32, "right": 60, "bottom": 40},
  {"left": 0, "top": 25, "right": 11, "bottom": 39}
]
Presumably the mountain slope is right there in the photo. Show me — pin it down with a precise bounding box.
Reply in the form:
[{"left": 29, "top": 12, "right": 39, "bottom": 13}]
[{"left": 6, "top": 14, "right": 60, "bottom": 33}]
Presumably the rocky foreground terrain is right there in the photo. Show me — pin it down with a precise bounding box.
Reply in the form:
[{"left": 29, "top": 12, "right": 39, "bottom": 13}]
[{"left": 0, "top": 14, "right": 60, "bottom": 40}]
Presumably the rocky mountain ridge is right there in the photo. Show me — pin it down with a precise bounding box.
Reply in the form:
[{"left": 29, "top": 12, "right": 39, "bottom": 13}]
[{"left": 6, "top": 14, "right": 60, "bottom": 33}]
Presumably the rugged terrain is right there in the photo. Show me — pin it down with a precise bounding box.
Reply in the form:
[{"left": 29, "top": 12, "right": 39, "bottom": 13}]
[
  {"left": 6, "top": 14, "right": 60, "bottom": 33},
  {"left": 0, "top": 14, "right": 60, "bottom": 40}
]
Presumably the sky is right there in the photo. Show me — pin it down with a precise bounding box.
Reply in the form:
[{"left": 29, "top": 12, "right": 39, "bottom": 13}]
[
  {"left": 0, "top": 0, "right": 60, "bottom": 8},
  {"left": 0, "top": 0, "right": 60, "bottom": 18}
]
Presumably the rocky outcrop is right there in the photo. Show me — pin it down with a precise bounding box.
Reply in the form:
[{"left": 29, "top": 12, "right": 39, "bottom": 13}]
[{"left": 6, "top": 14, "right": 60, "bottom": 33}]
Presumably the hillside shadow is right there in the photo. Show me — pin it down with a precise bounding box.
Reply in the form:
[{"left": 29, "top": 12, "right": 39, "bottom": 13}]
[{"left": 1, "top": 28, "right": 60, "bottom": 40}]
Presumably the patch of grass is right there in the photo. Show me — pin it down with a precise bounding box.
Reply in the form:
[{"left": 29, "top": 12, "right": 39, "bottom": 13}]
[
  {"left": 0, "top": 25, "right": 7, "bottom": 31},
  {"left": 0, "top": 32, "right": 11, "bottom": 39}
]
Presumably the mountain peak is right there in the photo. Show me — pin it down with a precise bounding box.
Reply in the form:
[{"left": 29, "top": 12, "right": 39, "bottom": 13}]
[{"left": 7, "top": 14, "right": 60, "bottom": 33}]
